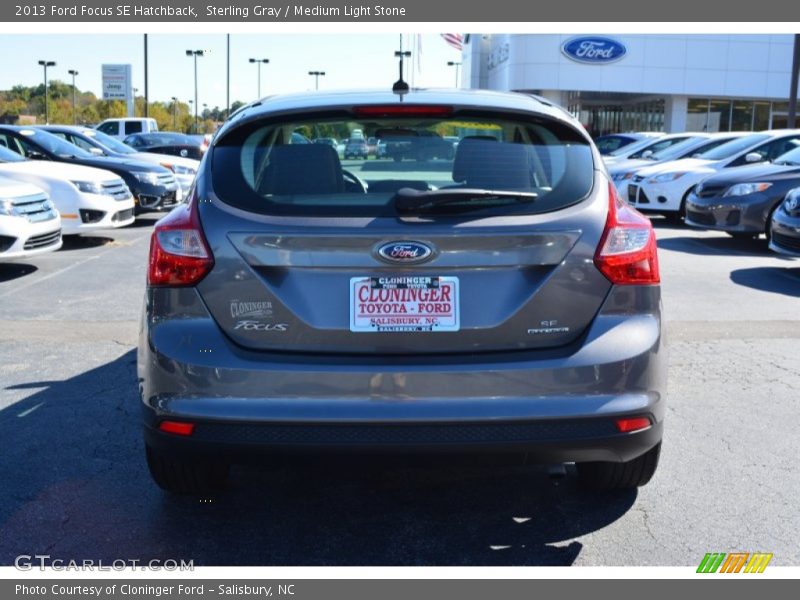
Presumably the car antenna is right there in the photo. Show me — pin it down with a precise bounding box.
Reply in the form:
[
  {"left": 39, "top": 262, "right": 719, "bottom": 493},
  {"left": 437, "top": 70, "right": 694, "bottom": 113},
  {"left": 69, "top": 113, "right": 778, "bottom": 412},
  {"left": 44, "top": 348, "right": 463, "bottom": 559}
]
[{"left": 393, "top": 35, "right": 411, "bottom": 95}]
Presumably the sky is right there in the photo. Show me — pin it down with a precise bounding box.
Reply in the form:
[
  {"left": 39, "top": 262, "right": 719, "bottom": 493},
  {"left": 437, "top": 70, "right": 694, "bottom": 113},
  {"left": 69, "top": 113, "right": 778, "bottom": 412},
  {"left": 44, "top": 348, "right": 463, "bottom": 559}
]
[{"left": 0, "top": 33, "right": 463, "bottom": 109}]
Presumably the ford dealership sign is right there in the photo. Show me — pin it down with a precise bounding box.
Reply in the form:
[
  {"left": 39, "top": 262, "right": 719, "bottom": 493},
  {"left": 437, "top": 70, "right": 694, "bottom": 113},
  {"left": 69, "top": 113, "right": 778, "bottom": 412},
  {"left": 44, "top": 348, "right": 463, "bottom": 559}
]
[{"left": 562, "top": 37, "right": 627, "bottom": 64}]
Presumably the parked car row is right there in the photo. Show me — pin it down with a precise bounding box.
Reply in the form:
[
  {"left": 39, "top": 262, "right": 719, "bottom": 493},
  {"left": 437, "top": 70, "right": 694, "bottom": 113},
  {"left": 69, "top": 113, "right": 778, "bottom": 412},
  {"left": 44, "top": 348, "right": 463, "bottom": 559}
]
[
  {"left": 0, "top": 123, "right": 200, "bottom": 263},
  {"left": 316, "top": 132, "right": 460, "bottom": 162},
  {"left": 601, "top": 128, "right": 800, "bottom": 258}
]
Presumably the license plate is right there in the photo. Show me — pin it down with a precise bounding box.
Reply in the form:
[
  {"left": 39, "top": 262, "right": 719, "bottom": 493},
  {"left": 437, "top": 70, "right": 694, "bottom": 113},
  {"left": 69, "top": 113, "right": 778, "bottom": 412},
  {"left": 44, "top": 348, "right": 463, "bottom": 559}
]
[{"left": 350, "top": 276, "right": 460, "bottom": 333}]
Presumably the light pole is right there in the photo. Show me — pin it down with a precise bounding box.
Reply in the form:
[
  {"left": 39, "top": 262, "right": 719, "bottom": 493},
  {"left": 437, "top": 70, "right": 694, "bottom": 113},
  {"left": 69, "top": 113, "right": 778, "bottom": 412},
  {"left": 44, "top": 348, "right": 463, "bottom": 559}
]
[
  {"left": 68, "top": 69, "right": 78, "bottom": 124},
  {"left": 249, "top": 58, "right": 270, "bottom": 98},
  {"left": 37, "top": 60, "right": 56, "bottom": 124},
  {"left": 393, "top": 50, "right": 411, "bottom": 93},
  {"left": 186, "top": 49, "right": 208, "bottom": 133},
  {"left": 171, "top": 96, "right": 178, "bottom": 130},
  {"left": 447, "top": 61, "right": 462, "bottom": 88},
  {"left": 308, "top": 71, "right": 325, "bottom": 91},
  {"left": 789, "top": 34, "right": 800, "bottom": 128}
]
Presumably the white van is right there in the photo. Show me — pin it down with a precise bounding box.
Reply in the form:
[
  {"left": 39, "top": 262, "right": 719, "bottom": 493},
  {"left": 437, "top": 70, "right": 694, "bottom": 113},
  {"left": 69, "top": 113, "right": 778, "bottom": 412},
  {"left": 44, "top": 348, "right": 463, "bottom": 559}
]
[{"left": 96, "top": 118, "right": 159, "bottom": 140}]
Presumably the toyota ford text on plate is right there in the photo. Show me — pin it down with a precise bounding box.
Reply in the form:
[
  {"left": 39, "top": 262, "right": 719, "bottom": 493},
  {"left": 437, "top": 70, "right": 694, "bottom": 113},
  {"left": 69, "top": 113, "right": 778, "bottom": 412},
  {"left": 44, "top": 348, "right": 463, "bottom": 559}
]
[{"left": 138, "top": 89, "right": 666, "bottom": 494}]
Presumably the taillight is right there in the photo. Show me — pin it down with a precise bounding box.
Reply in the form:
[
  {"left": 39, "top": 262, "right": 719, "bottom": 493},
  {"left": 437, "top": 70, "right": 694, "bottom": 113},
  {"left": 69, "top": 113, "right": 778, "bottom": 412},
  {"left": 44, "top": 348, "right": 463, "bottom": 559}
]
[
  {"left": 147, "top": 191, "right": 213, "bottom": 286},
  {"left": 352, "top": 105, "right": 453, "bottom": 118},
  {"left": 594, "top": 182, "right": 660, "bottom": 285}
]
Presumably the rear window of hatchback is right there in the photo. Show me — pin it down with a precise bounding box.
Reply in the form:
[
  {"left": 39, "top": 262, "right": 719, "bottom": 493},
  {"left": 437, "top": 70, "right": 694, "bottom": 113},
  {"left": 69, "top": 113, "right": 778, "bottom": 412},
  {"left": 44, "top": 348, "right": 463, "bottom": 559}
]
[{"left": 210, "top": 108, "right": 595, "bottom": 217}]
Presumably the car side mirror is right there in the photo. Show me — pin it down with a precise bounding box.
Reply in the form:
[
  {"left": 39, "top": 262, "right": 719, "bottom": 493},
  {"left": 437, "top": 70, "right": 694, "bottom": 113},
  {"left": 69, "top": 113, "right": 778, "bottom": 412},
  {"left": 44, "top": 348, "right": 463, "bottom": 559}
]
[{"left": 745, "top": 152, "right": 764, "bottom": 163}]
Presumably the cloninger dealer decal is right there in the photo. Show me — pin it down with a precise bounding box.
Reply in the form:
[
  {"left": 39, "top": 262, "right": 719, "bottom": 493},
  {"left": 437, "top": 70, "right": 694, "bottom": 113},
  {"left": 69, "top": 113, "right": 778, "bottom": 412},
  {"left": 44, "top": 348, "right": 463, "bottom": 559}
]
[{"left": 350, "top": 276, "right": 460, "bottom": 333}]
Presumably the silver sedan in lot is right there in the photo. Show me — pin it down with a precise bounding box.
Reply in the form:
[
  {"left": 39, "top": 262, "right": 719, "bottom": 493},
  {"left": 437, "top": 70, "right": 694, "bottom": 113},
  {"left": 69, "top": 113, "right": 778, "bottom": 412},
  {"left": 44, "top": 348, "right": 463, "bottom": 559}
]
[{"left": 138, "top": 88, "right": 666, "bottom": 495}]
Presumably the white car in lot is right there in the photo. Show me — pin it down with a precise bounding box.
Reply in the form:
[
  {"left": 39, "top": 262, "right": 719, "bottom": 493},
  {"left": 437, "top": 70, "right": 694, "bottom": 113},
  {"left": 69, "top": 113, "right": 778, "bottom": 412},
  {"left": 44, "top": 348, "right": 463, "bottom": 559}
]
[
  {"left": 0, "top": 176, "right": 62, "bottom": 260},
  {"left": 627, "top": 130, "right": 800, "bottom": 218},
  {"left": 609, "top": 132, "right": 751, "bottom": 197},
  {"left": 0, "top": 145, "right": 135, "bottom": 234}
]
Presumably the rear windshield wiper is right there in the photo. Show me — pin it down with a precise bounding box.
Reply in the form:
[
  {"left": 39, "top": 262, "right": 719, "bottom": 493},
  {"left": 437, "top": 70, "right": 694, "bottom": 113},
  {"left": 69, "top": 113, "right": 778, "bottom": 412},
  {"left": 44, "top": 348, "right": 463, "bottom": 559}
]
[{"left": 393, "top": 187, "right": 538, "bottom": 213}]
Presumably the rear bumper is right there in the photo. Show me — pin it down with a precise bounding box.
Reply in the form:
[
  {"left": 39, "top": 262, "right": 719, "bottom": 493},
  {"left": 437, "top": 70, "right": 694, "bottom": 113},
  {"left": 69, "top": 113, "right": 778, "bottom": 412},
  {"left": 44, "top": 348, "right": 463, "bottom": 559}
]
[{"left": 138, "top": 286, "right": 666, "bottom": 463}]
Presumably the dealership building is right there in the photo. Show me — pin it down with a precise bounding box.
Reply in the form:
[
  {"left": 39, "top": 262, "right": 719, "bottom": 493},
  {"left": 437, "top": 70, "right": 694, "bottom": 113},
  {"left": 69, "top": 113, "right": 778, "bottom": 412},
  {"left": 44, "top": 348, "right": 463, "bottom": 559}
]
[{"left": 461, "top": 34, "right": 798, "bottom": 135}]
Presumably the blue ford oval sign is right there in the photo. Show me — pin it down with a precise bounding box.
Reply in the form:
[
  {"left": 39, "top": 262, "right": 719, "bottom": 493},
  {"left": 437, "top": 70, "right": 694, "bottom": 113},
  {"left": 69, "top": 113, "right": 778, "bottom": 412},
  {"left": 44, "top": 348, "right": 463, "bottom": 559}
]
[
  {"left": 376, "top": 241, "right": 434, "bottom": 264},
  {"left": 562, "top": 36, "right": 627, "bottom": 64}
]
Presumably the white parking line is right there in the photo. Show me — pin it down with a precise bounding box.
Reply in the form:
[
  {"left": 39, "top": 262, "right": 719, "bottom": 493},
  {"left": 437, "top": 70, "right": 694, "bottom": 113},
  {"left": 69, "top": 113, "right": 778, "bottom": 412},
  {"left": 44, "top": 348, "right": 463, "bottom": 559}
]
[{"left": 0, "top": 232, "right": 150, "bottom": 300}]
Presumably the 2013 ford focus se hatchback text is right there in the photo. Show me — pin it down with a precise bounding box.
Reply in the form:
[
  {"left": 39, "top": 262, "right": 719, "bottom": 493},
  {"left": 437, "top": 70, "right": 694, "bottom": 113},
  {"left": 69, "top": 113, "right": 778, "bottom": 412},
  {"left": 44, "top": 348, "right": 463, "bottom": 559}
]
[{"left": 138, "top": 89, "right": 666, "bottom": 494}]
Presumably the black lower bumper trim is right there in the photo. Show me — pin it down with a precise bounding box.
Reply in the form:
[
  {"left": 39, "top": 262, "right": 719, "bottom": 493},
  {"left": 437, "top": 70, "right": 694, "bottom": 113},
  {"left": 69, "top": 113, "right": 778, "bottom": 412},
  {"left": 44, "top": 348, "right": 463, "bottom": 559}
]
[{"left": 143, "top": 415, "right": 663, "bottom": 464}]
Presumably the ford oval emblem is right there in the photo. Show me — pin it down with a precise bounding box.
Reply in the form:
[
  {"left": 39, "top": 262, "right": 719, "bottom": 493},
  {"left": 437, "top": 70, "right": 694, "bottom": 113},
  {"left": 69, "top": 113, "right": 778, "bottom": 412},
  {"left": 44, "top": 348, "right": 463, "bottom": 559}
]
[
  {"left": 562, "top": 36, "right": 627, "bottom": 64},
  {"left": 376, "top": 241, "right": 434, "bottom": 264}
]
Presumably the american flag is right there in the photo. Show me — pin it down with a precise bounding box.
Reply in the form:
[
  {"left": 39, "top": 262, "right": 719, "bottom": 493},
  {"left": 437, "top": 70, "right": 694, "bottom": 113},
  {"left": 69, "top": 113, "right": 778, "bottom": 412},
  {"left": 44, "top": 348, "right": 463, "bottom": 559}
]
[{"left": 441, "top": 33, "right": 464, "bottom": 51}]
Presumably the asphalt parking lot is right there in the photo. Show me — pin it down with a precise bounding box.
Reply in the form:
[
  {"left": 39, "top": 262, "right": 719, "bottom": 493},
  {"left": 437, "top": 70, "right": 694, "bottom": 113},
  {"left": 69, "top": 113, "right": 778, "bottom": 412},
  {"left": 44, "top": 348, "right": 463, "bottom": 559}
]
[{"left": 1, "top": 210, "right": 799, "bottom": 567}]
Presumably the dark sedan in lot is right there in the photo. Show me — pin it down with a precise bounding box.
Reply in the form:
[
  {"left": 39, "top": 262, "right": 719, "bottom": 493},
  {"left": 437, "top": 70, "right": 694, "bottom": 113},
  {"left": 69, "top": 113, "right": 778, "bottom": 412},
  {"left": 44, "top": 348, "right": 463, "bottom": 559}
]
[
  {"left": 769, "top": 188, "right": 800, "bottom": 256},
  {"left": 0, "top": 126, "right": 181, "bottom": 214},
  {"left": 123, "top": 132, "right": 205, "bottom": 160},
  {"left": 685, "top": 144, "right": 800, "bottom": 240}
]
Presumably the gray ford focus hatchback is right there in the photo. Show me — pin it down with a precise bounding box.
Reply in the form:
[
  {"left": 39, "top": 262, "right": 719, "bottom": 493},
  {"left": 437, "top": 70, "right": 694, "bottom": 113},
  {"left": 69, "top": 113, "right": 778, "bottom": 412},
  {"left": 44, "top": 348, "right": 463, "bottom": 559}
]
[{"left": 138, "top": 89, "right": 665, "bottom": 494}]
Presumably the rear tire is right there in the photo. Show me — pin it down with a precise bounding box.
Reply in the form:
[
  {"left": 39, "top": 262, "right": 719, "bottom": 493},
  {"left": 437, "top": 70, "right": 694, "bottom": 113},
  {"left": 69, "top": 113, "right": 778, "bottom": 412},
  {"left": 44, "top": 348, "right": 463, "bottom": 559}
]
[
  {"left": 145, "top": 445, "right": 230, "bottom": 495},
  {"left": 577, "top": 442, "right": 661, "bottom": 490}
]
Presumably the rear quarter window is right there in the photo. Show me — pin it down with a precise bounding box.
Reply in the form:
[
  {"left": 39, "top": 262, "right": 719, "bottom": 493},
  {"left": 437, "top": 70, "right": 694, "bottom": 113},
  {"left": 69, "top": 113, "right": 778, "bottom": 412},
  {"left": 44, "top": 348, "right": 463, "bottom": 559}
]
[
  {"left": 125, "top": 121, "right": 143, "bottom": 135},
  {"left": 210, "top": 110, "right": 594, "bottom": 217}
]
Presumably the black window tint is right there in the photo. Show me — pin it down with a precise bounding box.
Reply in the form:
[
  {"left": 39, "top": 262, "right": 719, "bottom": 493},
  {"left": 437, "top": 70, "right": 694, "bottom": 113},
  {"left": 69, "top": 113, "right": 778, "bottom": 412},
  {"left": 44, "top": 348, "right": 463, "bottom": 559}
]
[
  {"left": 125, "top": 122, "right": 143, "bottom": 135},
  {"left": 0, "top": 133, "right": 24, "bottom": 155},
  {"left": 767, "top": 137, "right": 800, "bottom": 160},
  {"left": 211, "top": 112, "right": 594, "bottom": 217},
  {"left": 97, "top": 122, "right": 118, "bottom": 135},
  {"left": 630, "top": 137, "right": 685, "bottom": 159},
  {"left": 596, "top": 137, "right": 627, "bottom": 154}
]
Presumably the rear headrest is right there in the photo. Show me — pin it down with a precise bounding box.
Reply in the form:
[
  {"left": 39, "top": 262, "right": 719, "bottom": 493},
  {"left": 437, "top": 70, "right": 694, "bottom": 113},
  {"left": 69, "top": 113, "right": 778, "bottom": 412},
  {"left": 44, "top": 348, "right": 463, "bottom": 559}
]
[
  {"left": 452, "top": 138, "right": 534, "bottom": 190},
  {"left": 259, "top": 144, "right": 344, "bottom": 195}
]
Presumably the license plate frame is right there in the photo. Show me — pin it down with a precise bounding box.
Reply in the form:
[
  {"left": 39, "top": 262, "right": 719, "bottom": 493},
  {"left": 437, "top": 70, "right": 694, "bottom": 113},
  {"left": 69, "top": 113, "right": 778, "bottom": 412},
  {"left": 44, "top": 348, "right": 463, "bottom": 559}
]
[{"left": 349, "top": 276, "right": 460, "bottom": 333}]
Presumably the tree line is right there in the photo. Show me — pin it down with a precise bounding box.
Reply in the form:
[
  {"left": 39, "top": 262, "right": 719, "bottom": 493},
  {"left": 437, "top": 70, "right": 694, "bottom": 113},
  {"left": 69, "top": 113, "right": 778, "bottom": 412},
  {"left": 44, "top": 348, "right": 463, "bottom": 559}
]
[{"left": 0, "top": 80, "right": 246, "bottom": 133}]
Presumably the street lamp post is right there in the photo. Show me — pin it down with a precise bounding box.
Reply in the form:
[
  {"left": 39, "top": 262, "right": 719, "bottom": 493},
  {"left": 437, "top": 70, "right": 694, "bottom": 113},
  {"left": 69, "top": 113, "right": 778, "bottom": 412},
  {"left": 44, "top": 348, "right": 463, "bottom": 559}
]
[
  {"left": 171, "top": 96, "right": 178, "bottom": 130},
  {"left": 248, "top": 58, "right": 270, "bottom": 98},
  {"left": 37, "top": 60, "right": 56, "bottom": 124},
  {"left": 308, "top": 71, "right": 326, "bottom": 91},
  {"left": 68, "top": 69, "right": 78, "bottom": 124},
  {"left": 447, "top": 61, "right": 462, "bottom": 88},
  {"left": 393, "top": 50, "right": 411, "bottom": 93},
  {"left": 186, "top": 49, "right": 208, "bottom": 133}
]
